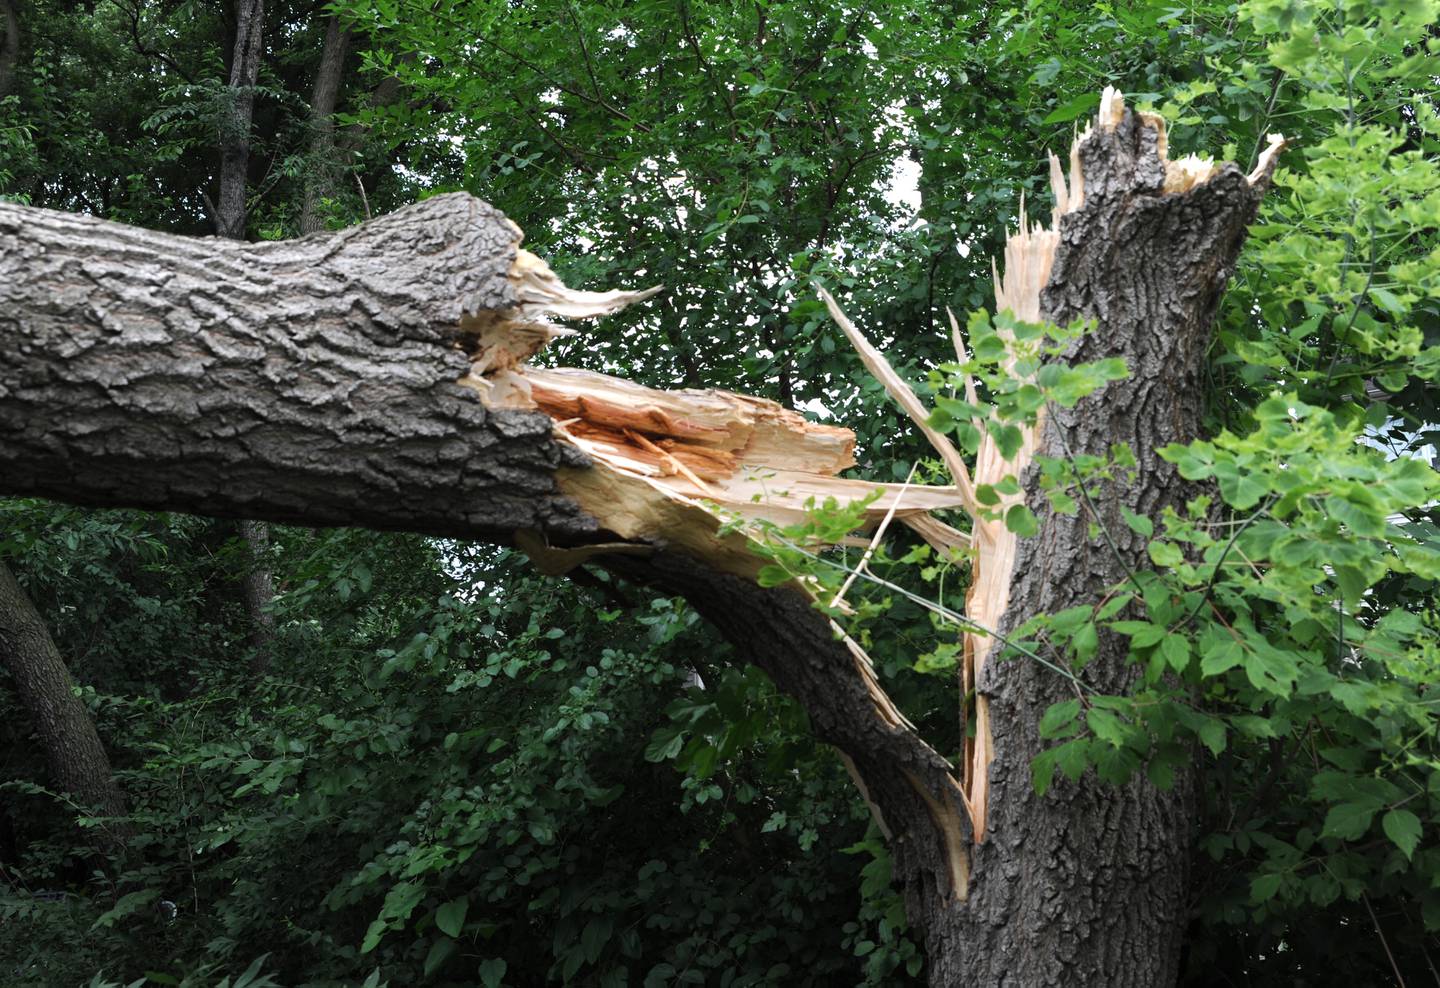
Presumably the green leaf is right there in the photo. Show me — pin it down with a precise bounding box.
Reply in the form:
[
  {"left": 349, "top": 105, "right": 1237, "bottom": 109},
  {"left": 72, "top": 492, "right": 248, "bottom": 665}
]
[
  {"left": 756, "top": 564, "right": 792, "bottom": 587},
  {"left": 360, "top": 918, "right": 387, "bottom": 955},
  {"left": 1031, "top": 748, "right": 1059, "bottom": 796},
  {"left": 581, "top": 917, "right": 614, "bottom": 963},
  {"left": 1321, "top": 800, "right": 1380, "bottom": 841},
  {"left": 1120, "top": 507, "right": 1154, "bottom": 537},
  {"left": 1196, "top": 718, "right": 1226, "bottom": 756},
  {"left": 436, "top": 897, "right": 468, "bottom": 938},
  {"left": 1043, "top": 92, "right": 1101, "bottom": 124},
  {"left": 1005, "top": 504, "right": 1039, "bottom": 537},
  {"left": 1147, "top": 757, "right": 1175, "bottom": 790},
  {"left": 1148, "top": 540, "right": 1183, "bottom": 568},
  {"left": 1382, "top": 809, "right": 1421, "bottom": 860},
  {"left": 1200, "top": 639, "right": 1243, "bottom": 676},
  {"left": 1112, "top": 621, "right": 1166, "bottom": 648},
  {"left": 1087, "top": 708, "right": 1127, "bottom": 747},
  {"left": 990, "top": 421, "right": 1025, "bottom": 459},
  {"left": 1251, "top": 873, "right": 1283, "bottom": 903},
  {"left": 479, "top": 959, "right": 508, "bottom": 988},
  {"left": 1160, "top": 635, "right": 1191, "bottom": 673},
  {"left": 425, "top": 937, "right": 458, "bottom": 977},
  {"left": 644, "top": 727, "right": 685, "bottom": 763},
  {"left": 1039, "top": 699, "right": 1081, "bottom": 739},
  {"left": 1048, "top": 738, "right": 1090, "bottom": 785}
]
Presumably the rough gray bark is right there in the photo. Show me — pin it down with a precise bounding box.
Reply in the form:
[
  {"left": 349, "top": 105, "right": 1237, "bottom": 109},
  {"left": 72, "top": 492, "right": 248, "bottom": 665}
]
[
  {"left": 239, "top": 519, "right": 276, "bottom": 674},
  {"left": 216, "top": 0, "right": 264, "bottom": 239},
  {"left": 300, "top": 16, "right": 352, "bottom": 235},
  {"left": 0, "top": 561, "right": 129, "bottom": 849},
  {"left": 950, "top": 108, "right": 1274, "bottom": 987},
  {"left": 0, "top": 194, "right": 592, "bottom": 541}
]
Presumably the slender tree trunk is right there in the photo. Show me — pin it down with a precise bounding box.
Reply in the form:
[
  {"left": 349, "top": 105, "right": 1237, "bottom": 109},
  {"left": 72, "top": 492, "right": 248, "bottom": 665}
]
[
  {"left": 215, "top": 0, "right": 263, "bottom": 239},
  {"left": 238, "top": 519, "right": 275, "bottom": 674},
  {"left": 300, "top": 16, "right": 352, "bottom": 235},
  {"left": 0, "top": 562, "right": 129, "bottom": 850}
]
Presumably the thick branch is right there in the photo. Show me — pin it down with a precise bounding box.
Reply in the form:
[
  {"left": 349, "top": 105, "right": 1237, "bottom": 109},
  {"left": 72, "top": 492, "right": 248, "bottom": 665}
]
[{"left": 0, "top": 194, "right": 593, "bottom": 541}]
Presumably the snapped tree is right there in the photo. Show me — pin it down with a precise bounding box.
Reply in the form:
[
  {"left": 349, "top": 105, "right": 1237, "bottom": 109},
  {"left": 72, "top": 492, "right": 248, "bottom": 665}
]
[{"left": 0, "top": 89, "right": 1291, "bottom": 984}]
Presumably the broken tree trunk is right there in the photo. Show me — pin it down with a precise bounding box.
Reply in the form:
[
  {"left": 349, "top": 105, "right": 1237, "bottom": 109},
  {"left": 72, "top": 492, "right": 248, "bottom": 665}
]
[
  {"left": 0, "top": 88, "right": 1281, "bottom": 984},
  {"left": 932, "top": 92, "right": 1282, "bottom": 984}
]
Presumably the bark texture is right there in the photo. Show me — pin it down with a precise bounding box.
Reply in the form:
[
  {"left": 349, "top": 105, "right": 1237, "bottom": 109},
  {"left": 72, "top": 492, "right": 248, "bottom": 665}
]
[
  {"left": 216, "top": 0, "right": 264, "bottom": 239},
  {"left": 953, "top": 107, "right": 1272, "bottom": 987},
  {"left": 300, "top": 16, "right": 353, "bottom": 235},
  {"left": 0, "top": 194, "right": 592, "bottom": 541},
  {"left": 0, "top": 561, "right": 129, "bottom": 848}
]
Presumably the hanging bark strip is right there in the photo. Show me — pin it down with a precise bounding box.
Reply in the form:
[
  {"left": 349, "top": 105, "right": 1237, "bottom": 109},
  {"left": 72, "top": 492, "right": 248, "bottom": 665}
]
[{"left": 0, "top": 87, "right": 1283, "bottom": 985}]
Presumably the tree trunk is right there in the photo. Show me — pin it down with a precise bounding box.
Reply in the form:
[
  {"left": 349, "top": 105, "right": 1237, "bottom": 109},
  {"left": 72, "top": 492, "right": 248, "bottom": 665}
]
[
  {"left": 948, "top": 104, "right": 1277, "bottom": 986},
  {"left": 238, "top": 519, "right": 276, "bottom": 674},
  {"left": 0, "top": 561, "right": 129, "bottom": 849},
  {"left": 300, "top": 16, "right": 352, "bottom": 235},
  {"left": 216, "top": 0, "right": 263, "bottom": 239}
]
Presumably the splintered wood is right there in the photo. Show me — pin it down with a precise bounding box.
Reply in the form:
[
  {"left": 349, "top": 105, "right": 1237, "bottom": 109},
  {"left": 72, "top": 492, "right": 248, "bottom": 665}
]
[
  {"left": 462, "top": 86, "right": 1283, "bottom": 899},
  {"left": 459, "top": 251, "right": 972, "bottom": 567}
]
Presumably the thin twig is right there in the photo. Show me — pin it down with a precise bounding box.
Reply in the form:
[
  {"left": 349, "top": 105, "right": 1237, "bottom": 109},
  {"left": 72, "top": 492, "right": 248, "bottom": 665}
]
[
  {"left": 831, "top": 463, "right": 916, "bottom": 610},
  {"left": 768, "top": 533, "right": 1093, "bottom": 692},
  {"left": 1361, "top": 891, "right": 1408, "bottom": 988},
  {"left": 1175, "top": 494, "right": 1279, "bottom": 632},
  {"left": 354, "top": 173, "right": 371, "bottom": 220}
]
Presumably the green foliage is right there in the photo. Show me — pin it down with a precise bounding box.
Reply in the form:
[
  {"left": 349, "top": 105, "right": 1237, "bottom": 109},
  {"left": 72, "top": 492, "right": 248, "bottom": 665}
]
[{"left": 3, "top": 524, "right": 901, "bottom": 985}]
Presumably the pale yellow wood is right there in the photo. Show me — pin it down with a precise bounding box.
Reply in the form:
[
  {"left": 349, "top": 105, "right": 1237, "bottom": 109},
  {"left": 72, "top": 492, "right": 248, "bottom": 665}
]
[{"left": 818, "top": 288, "right": 979, "bottom": 513}]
